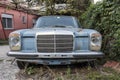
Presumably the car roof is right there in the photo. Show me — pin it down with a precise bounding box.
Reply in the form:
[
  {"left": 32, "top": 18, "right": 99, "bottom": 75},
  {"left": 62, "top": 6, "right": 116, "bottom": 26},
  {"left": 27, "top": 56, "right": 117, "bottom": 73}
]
[{"left": 40, "top": 15, "right": 74, "bottom": 18}]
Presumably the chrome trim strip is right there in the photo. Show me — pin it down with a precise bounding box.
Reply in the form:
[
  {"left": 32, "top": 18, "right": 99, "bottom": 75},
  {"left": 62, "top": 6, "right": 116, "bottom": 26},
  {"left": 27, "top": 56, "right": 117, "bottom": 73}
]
[{"left": 22, "top": 36, "right": 35, "bottom": 38}]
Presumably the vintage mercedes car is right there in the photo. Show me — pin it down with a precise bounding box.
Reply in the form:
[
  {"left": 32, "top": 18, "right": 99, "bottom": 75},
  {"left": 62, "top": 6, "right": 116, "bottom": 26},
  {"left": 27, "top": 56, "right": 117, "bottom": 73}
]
[{"left": 7, "top": 16, "right": 104, "bottom": 69}]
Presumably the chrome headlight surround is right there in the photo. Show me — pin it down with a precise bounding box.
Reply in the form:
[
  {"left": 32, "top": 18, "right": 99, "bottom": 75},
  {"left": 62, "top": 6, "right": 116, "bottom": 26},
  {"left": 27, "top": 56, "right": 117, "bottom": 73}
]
[
  {"left": 90, "top": 33, "right": 102, "bottom": 51},
  {"left": 9, "top": 32, "right": 21, "bottom": 51}
]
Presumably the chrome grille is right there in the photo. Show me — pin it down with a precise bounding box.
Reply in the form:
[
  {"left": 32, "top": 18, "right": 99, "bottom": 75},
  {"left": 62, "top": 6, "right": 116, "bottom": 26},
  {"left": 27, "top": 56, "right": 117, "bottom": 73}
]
[{"left": 37, "top": 35, "right": 73, "bottom": 52}]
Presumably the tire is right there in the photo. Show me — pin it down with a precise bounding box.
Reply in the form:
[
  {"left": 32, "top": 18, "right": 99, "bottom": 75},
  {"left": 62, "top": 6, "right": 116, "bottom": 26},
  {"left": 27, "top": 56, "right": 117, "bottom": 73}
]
[{"left": 17, "top": 61, "right": 29, "bottom": 69}]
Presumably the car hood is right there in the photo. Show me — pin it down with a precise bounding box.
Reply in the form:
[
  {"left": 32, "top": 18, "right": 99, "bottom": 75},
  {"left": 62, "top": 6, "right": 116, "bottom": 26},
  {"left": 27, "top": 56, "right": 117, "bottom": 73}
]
[{"left": 19, "top": 28, "right": 97, "bottom": 37}]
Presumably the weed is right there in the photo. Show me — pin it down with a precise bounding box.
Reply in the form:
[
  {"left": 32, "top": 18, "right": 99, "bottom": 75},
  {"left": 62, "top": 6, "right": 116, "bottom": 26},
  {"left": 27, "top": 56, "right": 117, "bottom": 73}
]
[
  {"left": 66, "top": 67, "right": 71, "bottom": 78},
  {"left": 20, "top": 66, "right": 120, "bottom": 80},
  {"left": 25, "top": 66, "right": 36, "bottom": 75},
  {"left": 87, "top": 67, "right": 120, "bottom": 80},
  {"left": 0, "top": 59, "right": 3, "bottom": 62}
]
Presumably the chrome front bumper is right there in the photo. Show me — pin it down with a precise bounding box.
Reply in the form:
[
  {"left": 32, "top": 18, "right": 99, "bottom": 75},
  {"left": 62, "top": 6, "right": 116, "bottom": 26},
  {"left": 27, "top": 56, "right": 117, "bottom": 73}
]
[
  {"left": 7, "top": 51, "right": 104, "bottom": 65},
  {"left": 7, "top": 51, "right": 104, "bottom": 59}
]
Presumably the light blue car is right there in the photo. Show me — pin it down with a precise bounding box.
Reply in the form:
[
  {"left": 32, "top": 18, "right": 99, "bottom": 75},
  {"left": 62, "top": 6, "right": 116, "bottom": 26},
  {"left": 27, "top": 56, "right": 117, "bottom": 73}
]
[{"left": 7, "top": 16, "right": 104, "bottom": 69}]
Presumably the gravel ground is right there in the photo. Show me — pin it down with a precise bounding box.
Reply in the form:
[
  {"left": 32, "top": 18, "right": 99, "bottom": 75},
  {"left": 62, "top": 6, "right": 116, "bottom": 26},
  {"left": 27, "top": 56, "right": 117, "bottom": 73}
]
[
  {"left": 0, "top": 45, "right": 19, "bottom": 80},
  {"left": 0, "top": 45, "right": 99, "bottom": 80}
]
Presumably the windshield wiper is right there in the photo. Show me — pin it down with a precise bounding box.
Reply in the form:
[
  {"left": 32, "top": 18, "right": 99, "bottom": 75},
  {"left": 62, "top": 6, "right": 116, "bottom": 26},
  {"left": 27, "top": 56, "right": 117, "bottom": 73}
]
[
  {"left": 35, "top": 25, "right": 73, "bottom": 28},
  {"left": 52, "top": 25, "right": 66, "bottom": 28}
]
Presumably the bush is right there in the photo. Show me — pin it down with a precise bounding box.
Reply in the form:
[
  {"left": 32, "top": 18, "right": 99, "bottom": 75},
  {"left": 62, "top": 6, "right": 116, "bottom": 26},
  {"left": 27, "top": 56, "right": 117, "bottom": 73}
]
[{"left": 81, "top": 0, "right": 120, "bottom": 60}]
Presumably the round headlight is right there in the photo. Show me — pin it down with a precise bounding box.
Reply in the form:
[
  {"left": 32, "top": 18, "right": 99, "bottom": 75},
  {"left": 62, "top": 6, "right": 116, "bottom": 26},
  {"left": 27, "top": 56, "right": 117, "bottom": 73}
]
[
  {"left": 11, "top": 37, "right": 19, "bottom": 45},
  {"left": 9, "top": 32, "right": 21, "bottom": 51},
  {"left": 90, "top": 33, "right": 102, "bottom": 51},
  {"left": 91, "top": 36, "right": 101, "bottom": 44}
]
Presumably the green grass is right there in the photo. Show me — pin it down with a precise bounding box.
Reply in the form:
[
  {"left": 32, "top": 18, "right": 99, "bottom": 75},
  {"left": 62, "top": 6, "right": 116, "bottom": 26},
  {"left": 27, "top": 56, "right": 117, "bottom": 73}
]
[
  {"left": 87, "top": 67, "right": 120, "bottom": 80},
  {"left": 17, "top": 65, "right": 120, "bottom": 80}
]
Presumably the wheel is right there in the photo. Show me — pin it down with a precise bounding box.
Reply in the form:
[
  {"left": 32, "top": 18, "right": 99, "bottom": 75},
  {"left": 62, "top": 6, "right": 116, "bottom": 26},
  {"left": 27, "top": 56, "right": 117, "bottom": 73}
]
[{"left": 17, "top": 61, "right": 29, "bottom": 69}]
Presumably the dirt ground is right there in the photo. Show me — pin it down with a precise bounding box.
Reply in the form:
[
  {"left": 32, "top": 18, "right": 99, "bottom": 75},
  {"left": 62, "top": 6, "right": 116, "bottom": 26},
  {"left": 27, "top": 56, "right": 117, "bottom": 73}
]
[{"left": 0, "top": 45, "right": 91, "bottom": 80}]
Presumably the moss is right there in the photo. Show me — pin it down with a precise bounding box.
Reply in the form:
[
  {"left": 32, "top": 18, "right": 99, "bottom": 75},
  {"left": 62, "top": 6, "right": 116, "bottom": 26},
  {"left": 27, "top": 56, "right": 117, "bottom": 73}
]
[{"left": 0, "top": 40, "right": 8, "bottom": 45}]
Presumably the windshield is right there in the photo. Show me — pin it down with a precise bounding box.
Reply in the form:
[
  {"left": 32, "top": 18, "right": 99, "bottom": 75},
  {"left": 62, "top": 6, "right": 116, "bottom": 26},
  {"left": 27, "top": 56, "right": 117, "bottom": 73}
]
[{"left": 34, "top": 16, "right": 80, "bottom": 28}]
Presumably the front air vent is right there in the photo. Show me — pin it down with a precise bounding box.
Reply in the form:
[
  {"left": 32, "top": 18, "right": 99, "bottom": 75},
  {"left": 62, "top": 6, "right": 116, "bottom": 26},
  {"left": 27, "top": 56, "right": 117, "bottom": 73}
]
[{"left": 37, "top": 35, "right": 73, "bottom": 52}]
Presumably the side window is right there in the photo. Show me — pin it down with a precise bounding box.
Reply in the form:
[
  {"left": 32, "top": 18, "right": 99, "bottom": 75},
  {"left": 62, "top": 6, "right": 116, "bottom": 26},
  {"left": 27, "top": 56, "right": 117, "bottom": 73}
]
[
  {"left": 2, "top": 14, "right": 13, "bottom": 29},
  {"left": 22, "top": 16, "right": 26, "bottom": 24}
]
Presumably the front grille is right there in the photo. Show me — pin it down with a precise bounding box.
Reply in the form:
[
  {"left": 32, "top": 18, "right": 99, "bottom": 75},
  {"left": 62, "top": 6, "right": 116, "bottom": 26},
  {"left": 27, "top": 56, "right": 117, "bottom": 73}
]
[{"left": 37, "top": 35, "right": 73, "bottom": 52}]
